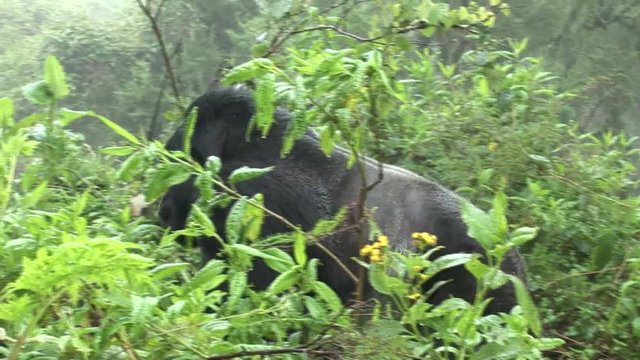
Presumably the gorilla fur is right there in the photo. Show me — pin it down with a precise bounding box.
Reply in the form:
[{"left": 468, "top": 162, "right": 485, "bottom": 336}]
[{"left": 159, "top": 87, "right": 527, "bottom": 314}]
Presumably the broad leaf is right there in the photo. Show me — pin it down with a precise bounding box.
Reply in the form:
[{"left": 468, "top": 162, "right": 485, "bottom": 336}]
[
  {"left": 44, "top": 55, "right": 69, "bottom": 100},
  {"left": 228, "top": 166, "right": 274, "bottom": 185},
  {"left": 268, "top": 269, "right": 301, "bottom": 294},
  {"left": 222, "top": 58, "right": 274, "bottom": 85}
]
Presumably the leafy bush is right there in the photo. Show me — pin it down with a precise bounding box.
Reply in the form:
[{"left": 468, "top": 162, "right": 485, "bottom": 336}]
[
  {"left": 0, "top": 50, "right": 558, "bottom": 359},
  {"left": 3, "top": 0, "right": 639, "bottom": 358}
]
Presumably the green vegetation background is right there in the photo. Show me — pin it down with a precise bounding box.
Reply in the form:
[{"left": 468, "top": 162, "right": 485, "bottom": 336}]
[{"left": 1, "top": 1, "right": 639, "bottom": 359}]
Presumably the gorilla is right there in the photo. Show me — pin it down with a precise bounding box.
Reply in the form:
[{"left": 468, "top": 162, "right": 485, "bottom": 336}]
[{"left": 159, "top": 86, "right": 527, "bottom": 314}]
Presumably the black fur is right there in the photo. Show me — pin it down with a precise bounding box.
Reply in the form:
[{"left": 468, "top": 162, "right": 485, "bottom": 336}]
[{"left": 159, "top": 87, "right": 527, "bottom": 314}]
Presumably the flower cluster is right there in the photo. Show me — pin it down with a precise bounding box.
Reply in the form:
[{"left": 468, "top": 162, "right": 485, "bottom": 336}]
[
  {"left": 411, "top": 231, "right": 438, "bottom": 249},
  {"left": 360, "top": 235, "right": 389, "bottom": 263}
]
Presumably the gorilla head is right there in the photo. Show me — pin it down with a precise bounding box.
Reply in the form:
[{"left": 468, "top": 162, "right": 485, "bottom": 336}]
[{"left": 159, "top": 86, "right": 527, "bottom": 314}]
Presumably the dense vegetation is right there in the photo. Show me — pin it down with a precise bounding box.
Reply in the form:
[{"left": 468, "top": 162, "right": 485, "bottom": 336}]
[{"left": 1, "top": 1, "right": 639, "bottom": 359}]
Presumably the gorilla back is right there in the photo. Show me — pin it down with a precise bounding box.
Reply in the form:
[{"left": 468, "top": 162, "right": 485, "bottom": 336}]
[{"left": 159, "top": 87, "right": 527, "bottom": 314}]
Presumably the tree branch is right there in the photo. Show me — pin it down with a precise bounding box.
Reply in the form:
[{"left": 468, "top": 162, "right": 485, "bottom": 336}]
[
  {"left": 204, "top": 346, "right": 338, "bottom": 360},
  {"left": 136, "top": 0, "right": 183, "bottom": 110}
]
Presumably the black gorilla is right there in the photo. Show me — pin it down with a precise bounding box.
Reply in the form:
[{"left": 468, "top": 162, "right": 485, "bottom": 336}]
[{"left": 159, "top": 87, "right": 527, "bottom": 314}]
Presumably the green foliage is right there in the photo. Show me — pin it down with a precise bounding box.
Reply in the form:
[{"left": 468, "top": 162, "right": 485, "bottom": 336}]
[{"left": 2, "top": 0, "right": 640, "bottom": 358}]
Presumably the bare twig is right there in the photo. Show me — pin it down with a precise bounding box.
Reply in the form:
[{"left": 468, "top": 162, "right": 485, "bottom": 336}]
[
  {"left": 136, "top": 0, "right": 183, "bottom": 110},
  {"left": 544, "top": 266, "right": 623, "bottom": 286},
  {"left": 116, "top": 331, "right": 141, "bottom": 360},
  {"left": 155, "top": 0, "right": 168, "bottom": 19},
  {"left": 290, "top": 24, "right": 386, "bottom": 44}
]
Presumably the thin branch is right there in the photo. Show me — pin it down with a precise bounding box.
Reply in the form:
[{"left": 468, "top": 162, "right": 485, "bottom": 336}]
[
  {"left": 116, "top": 331, "right": 141, "bottom": 360},
  {"left": 205, "top": 346, "right": 338, "bottom": 360},
  {"left": 261, "top": 0, "right": 368, "bottom": 57},
  {"left": 290, "top": 25, "right": 386, "bottom": 44},
  {"left": 136, "top": 0, "right": 183, "bottom": 110},
  {"left": 544, "top": 266, "right": 623, "bottom": 287},
  {"left": 147, "top": 75, "right": 167, "bottom": 140},
  {"left": 154, "top": 0, "right": 168, "bottom": 19}
]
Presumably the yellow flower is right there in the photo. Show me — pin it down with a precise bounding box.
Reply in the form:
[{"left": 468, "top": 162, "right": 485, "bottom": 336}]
[
  {"left": 411, "top": 231, "right": 438, "bottom": 248},
  {"left": 360, "top": 244, "right": 373, "bottom": 257},
  {"left": 407, "top": 292, "right": 421, "bottom": 300},
  {"left": 420, "top": 232, "right": 438, "bottom": 246},
  {"left": 418, "top": 273, "right": 430, "bottom": 281},
  {"left": 412, "top": 265, "right": 423, "bottom": 273},
  {"left": 370, "top": 254, "right": 382, "bottom": 263},
  {"left": 487, "top": 142, "right": 498, "bottom": 152},
  {"left": 377, "top": 235, "right": 389, "bottom": 247}
]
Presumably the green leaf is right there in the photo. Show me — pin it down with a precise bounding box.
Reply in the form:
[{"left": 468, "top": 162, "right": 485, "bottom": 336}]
[
  {"left": 303, "top": 296, "right": 325, "bottom": 319},
  {"left": 262, "top": 248, "right": 295, "bottom": 272},
  {"left": 222, "top": 58, "right": 274, "bottom": 85},
  {"left": 632, "top": 318, "right": 640, "bottom": 338},
  {"left": 306, "top": 258, "right": 319, "bottom": 282},
  {"left": 528, "top": 154, "right": 550, "bottom": 163},
  {"left": 151, "top": 262, "right": 190, "bottom": 280},
  {"left": 58, "top": 108, "right": 88, "bottom": 126},
  {"left": 244, "top": 194, "right": 265, "bottom": 241},
  {"left": 187, "top": 260, "right": 226, "bottom": 292},
  {"left": 130, "top": 295, "right": 159, "bottom": 325},
  {"left": 293, "top": 231, "right": 307, "bottom": 265},
  {"left": 100, "top": 146, "right": 136, "bottom": 156},
  {"left": 461, "top": 201, "right": 494, "bottom": 250},
  {"left": 228, "top": 166, "right": 274, "bottom": 185},
  {"left": 509, "top": 275, "right": 541, "bottom": 336},
  {"left": 268, "top": 269, "right": 300, "bottom": 294},
  {"left": 312, "top": 281, "right": 342, "bottom": 313},
  {"left": 426, "top": 253, "right": 474, "bottom": 277},
  {"left": 225, "top": 198, "right": 245, "bottom": 244},
  {"left": 22, "top": 81, "right": 52, "bottom": 105},
  {"left": 591, "top": 236, "right": 614, "bottom": 270},
  {"left": 93, "top": 113, "right": 141, "bottom": 145},
  {"left": 145, "top": 162, "right": 192, "bottom": 202},
  {"left": 254, "top": 73, "right": 276, "bottom": 137},
  {"left": 227, "top": 271, "right": 248, "bottom": 308},
  {"left": 183, "top": 107, "right": 198, "bottom": 155},
  {"left": 20, "top": 181, "right": 48, "bottom": 209},
  {"left": 489, "top": 191, "right": 508, "bottom": 242},
  {"left": 536, "top": 337, "right": 565, "bottom": 351},
  {"left": 0, "top": 97, "right": 14, "bottom": 127},
  {"left": 319, "top": 125, "right": 334, "bottom": 156},
  {"left": 118, "top": 152, "right": 147, "bottom": 181},
  {"left": 464, "top": 258, "right": 490, "bottom": 281},
  {"left": 225, "top": 193, "right": 264, "bottom": 244},
  {"left": 230, "top": 244, "right": 292, "bottom": 264},
  {"left": 189, "top": 204, "right": 216, "bottom": 237},
  {"left": 44, "top": 55, "right": 69, "bottom": 100},
  {"left": 510, "top": 227, "right": 538, "bottom": 246},
  {"left": 475, "top": 75, "right": 490, "bottom": 98},
  {"left": 471, "top": 338, "right": 528, "bottom": 360},
  {"left": 281, "top": 77, "right": 309, "bottom": 156},
  {"left": 426, "top": 3, "right": 450, "bottom": 24},
  {"left": 369, "top": 267, "right": 391, "bottom": 295},
  {"left": 311, "top": 207, "right": 347, "bottom": 236}
]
